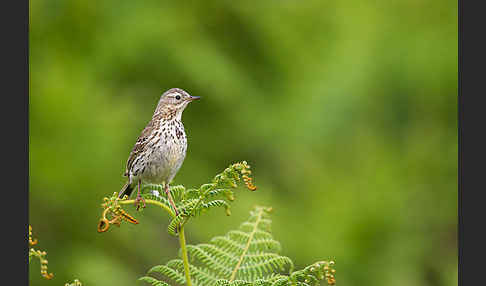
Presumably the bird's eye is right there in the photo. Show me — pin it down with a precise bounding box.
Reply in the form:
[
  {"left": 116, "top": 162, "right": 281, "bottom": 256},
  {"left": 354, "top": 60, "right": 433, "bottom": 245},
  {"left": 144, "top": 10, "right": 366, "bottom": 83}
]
[{"left": 175, "top": 95, "right": 181, "bottom": 100}]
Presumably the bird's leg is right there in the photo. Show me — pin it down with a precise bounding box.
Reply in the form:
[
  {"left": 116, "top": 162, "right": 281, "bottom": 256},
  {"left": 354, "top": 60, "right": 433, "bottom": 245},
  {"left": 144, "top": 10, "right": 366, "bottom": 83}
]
[
  {"left": 165, "top": 183, "right": 179, "bottom": 216},
  {"left": 134, "top": 179, "right": 146, "bottom": 211}
]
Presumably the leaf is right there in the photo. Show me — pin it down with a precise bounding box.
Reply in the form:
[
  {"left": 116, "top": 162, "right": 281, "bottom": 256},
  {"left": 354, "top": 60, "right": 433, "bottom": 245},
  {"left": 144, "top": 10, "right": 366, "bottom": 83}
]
[
  {"left": 138, "top": 276, "right": 171, "bottom": 286},
  {"left": 140, "top": 206, "right": 336, "bottom": 286}
]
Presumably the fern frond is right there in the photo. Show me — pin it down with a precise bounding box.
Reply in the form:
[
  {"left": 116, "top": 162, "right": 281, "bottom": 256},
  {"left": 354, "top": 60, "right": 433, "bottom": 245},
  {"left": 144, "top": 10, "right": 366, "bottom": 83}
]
[
  {"left": 168, "top": 213, "right": 186, "bottom": 236},
  {"left": 141, "top": 184, "right": 186, "bottom": 201},
  {"left": 179, "top": 162, "right": 256, "bottom": 221},
  {"left": 138, "top": 276, "right": 170, "bottom": 286},
  {"left": 98, "top": 162, "right": 256, "bottom": 236},
  {"left": 186, "top": 245, "right": 234, "bottom": 277},
  {"left": 141, "top": 206, "right": 336, "bottom": 286},
  {"left": 142, "top": 192, "right": 172, "bottom": 208},
  {"left": 135, "top": 161, "right": 257, "bottom": 236},
  {"left": 28, "top": 225, "right": 54, "bottom": 280},
  {"left": 148, "top": 260, "right": 186, "bottom": 285}
]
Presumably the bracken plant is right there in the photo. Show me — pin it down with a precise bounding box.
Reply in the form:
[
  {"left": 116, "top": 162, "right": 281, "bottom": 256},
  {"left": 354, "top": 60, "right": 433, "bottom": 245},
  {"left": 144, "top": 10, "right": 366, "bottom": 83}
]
[
  {"left": 29, "top": 225, "right": 54, "bottom": 280},
  {"left": 97, "top": 161, "right": 336, "bottom": 286}
]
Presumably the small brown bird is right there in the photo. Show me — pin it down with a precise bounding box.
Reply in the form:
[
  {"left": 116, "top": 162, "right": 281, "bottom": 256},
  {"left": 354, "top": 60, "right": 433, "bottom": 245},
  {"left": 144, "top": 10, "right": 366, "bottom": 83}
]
[{"left": 118, "top": 88, "right": 200, "bottom": 214}]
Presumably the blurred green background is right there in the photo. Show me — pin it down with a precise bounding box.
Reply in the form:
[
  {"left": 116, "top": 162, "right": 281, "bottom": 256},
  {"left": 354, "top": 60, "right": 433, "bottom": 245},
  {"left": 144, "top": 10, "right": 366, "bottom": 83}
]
[{"left": 29, "top": 0, "right": 457, "bottom": 285}]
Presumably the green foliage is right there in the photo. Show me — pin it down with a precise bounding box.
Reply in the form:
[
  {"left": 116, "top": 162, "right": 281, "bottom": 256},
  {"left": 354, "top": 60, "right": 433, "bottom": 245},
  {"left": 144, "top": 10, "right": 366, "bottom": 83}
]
[
  {"left": 98, "top": 162, "right": 335, "bottom": 285},
  {"left": 139, "top": 206, "right": 336, "bottom": 286},
  {"left": 142, "top": 161, "right": 257, "bottom": 236}
]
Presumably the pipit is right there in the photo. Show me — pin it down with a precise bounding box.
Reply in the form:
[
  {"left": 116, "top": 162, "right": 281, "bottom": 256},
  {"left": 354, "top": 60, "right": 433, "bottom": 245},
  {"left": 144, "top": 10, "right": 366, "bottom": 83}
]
[{"left": 118, "top": 88, "right": 200, "bottom": 214}]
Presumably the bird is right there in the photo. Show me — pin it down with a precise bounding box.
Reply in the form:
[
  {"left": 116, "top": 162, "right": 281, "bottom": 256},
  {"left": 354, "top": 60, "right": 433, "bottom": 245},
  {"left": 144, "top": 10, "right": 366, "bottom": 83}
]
[{"left": 118, "top": 88, "right": 200, "bottom": 214}]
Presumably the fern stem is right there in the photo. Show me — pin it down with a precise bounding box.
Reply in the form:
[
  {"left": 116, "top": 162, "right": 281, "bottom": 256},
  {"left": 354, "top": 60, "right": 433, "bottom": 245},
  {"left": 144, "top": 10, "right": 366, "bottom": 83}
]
[
  {"left": 119, "top": 199, "right": 176, "bottom": 218},
  {"left": 229, "top": 207, "right": 264, "bottom": 281},
  {"left": 179, "top": 226, "right": 192, "bottom": 286}
]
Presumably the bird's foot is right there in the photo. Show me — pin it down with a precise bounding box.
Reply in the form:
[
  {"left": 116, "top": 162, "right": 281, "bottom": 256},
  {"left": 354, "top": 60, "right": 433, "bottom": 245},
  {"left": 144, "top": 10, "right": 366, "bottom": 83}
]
[{"left": 134, "top": 194, "right": 146, "bottom": 211}]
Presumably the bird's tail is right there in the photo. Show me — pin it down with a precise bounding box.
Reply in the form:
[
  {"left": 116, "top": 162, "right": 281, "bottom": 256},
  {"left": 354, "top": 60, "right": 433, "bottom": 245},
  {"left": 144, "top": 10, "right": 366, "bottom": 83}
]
[{"left": 118, "top": 182, "right": 134, "bottom": 198}]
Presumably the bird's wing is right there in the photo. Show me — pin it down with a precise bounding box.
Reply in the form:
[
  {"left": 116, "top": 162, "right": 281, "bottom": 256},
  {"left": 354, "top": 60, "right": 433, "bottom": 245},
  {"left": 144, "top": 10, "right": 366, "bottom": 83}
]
[{"left": 124, "top": 119, "right": 158, "bottom": 176}]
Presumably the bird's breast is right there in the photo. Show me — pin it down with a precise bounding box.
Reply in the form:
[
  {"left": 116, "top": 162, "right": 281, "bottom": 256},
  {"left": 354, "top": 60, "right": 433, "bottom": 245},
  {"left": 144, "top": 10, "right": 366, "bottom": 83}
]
[{"left": 143, "top": 120, "right": 187, "bottom": 181}]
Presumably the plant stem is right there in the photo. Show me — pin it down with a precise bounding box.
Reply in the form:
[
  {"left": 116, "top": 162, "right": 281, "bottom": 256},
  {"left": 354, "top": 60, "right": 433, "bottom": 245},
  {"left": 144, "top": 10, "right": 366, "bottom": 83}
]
[
  {"left": 119, "top": 199, "right": 175, "bottom": 218},
  {"left": 118, "top": 196, "right": 191, "bottom": 284},
  {"left": 178, "top": 226, "right": 192, "bottom": 286}
]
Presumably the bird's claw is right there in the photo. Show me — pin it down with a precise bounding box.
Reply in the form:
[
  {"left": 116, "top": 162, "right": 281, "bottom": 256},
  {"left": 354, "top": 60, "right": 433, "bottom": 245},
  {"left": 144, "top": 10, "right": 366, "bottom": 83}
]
[{"left": 134, "top": 195, "right": 146, "bottom": 211}]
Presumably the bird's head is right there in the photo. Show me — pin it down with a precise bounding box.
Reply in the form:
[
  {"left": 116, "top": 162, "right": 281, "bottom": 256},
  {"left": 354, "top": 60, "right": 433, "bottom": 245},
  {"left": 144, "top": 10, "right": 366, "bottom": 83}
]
[{"left": 155, "top": 88, "right": 200, "bottom": 118}]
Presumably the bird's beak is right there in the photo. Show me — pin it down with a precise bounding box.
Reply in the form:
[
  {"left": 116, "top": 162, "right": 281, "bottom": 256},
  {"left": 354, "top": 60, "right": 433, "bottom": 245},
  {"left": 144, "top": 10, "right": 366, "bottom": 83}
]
[{"left": 189, "top": 96, "right": 201, "bottom": 101}]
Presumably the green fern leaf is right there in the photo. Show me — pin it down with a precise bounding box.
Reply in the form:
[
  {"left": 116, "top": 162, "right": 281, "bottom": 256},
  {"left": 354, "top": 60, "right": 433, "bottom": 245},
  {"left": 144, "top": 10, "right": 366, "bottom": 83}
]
[
  {"left": 141, "top": 206, "right": 336, "bottom": 286},
  {"left": 139, "top": 162, "right": 256, "bottom": 236},
  {"left": 148, "top": 260, "right": 186, "bottom": 285},
  {"left": 138, "top": 276, "right": 170, "bottom": 286}
]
